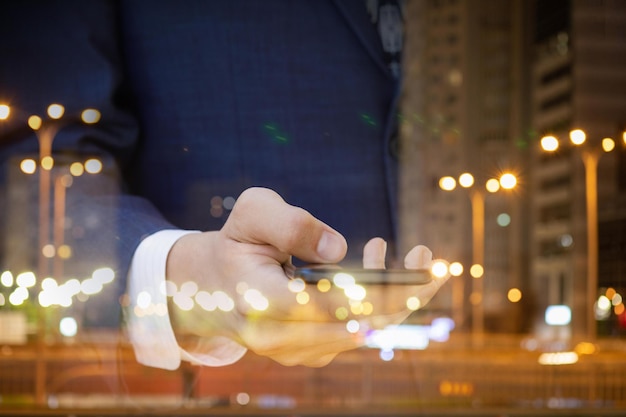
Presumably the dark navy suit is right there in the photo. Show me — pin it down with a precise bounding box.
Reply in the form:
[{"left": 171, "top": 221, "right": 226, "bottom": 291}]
[{"left": 0, "top": 1, "right": 401, "bottom": 327}]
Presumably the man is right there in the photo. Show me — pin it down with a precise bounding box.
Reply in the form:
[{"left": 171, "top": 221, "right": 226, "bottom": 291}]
[{"left": 0, "top": 0, "right": 446, "bottom": 369}]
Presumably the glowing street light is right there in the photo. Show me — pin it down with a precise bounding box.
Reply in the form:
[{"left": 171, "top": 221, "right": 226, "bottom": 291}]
[
  {"left": 1, "top": 103, "right": 102, "bottom": 281},
  {"left": 539, "top": 128, "right": 626, "bottom": 340},
  {"left": 439, "top": 171, "right": 517, "bottom": 340},
  {"left": 0, "top": 104, "right": 10, "bottom": 120}
]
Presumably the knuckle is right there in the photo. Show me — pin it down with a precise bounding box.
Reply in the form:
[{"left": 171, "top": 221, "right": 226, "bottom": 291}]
[{"left": 280, "top": 207, "right": 314, "bottom": 250}]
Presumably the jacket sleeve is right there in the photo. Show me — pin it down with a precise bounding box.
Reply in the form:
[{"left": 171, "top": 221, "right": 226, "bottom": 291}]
[{"left": 0, "top": 0, "right": 173, "bottom": 328}]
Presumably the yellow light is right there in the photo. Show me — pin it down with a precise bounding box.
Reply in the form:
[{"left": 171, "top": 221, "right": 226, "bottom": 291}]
[
  {"left": 362, "top": 301, "right": 373, "bottom": 315},
  {"left": 28, "top": 115, "right": 42, "bottom": 130},
  {"left": 335, "top": 306, "right": 349, "bottom": 320},
  {"left": 569, "top": 129, "right": 586, "bottom": 145},
  {"left": 406, "top": 296, "right": 421, "bottom": 311},
  {"left": 40, "top": 156, "right": 54, "bottom": 170},
  {"left": 316, "top": 278, "right": 331, "bottom": 293},
  {"left": 439, "top": 176, "right": 456, "bottom": 191},
  {"left": 0, "top": 104, "right": 10, "bottom": 120},
  {"left": 295, "top": 291, "right": 310, "bottom": 305},
  {"left": 623, "top": 131, "right": 626, "bottom": 145},
  {"left": 449, "top": 262, "right": 463, "bottom": 276},
  {"left": 507, "top": 288, "right": 522, "bottom": 303},
  {"left": 47, "top": 103, "right": 65, "bottom": 119},
  {"left": 602, "top": 137, "right": 615, "bottom": 152},
  {"left": 458, "top": 173, "right": 474, "bottom": 188},
  {"left": 70, "top": 162, "right": 85, "bottom": 176},
  {"left": 540, "top": 135, "right": 559, "bottom": 152},
  {"left": 469, "top": 264, "right": 483, "bottom": 278},
  {"left": 42, "top": 244, "right": 55, "bottom": 258},
  {"left": 84, "top": 158, "right": 103, "bottom": 174},
  {"left": 81, "top": 108, "right": 101, "bottom": 124},
  {"left": 574, "top": 342, "right": 596, "bottom": 355},
  {"left": 499, "top": 173, "right": 517, "bottom": 190},
  {"left": 20, "top": 159, "right": 37, "bottom": 174},
  {"left": 538, "top": 351, "right": 578, "bottom": 366},
  {"left": 485, "top": 178, "right": 500, "bottom": 193},
  {"left": 57, "top": 245, "right": 72, "bottom": 259},
  {"left": 350, "top": 302, "right": 364, "bottom": 315},
  {"left": 606, "top": 287, "right": 617, "bottom": 299},
  {"left": 431, "top": 259, "right": 450, "bottom": 279}
]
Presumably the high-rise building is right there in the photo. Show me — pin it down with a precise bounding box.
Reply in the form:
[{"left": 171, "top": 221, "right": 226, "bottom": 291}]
[
  {"left": 530, "top": 0, "right": 626, "bottom": 339},
  {"left": 401, "top": 0, "right": 532, "bottom": 332}
]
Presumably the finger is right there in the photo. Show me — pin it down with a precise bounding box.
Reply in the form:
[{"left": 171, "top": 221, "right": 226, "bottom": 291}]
[
  {"left": 404, "top": 245, "right": 450, "bottom": 307},
  {"left": 404, "top": 245, "right": 433, "bottom": 269},
  {"left": 362, "top": 237, "right": 386, "bottom": 269},
  {"left": 223, "top": 187, "right": 347, "bottom": 264}
]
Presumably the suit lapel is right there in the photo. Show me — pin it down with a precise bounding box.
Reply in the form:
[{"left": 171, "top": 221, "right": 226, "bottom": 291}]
[{"left": 332, "top": 0, "right": 393, "bottom": 78}]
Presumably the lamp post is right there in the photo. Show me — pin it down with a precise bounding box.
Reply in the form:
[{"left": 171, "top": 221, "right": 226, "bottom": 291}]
[
  {"left": 439, "top": 172, "right": 517, "bottom": 342},
  {"left": 540, "top": 129, "right": 625, "bottom": 340},
  {"left": 1, "top": 104, "right": 101, "bottom": 280},
  {"left": 2, "top": 103, "right": 101, "bottom": 406}
]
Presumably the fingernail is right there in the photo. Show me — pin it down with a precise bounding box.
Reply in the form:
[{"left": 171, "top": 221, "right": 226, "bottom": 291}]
[
  {"left": 417, "top": 245, "right": 433, "bottom": 268},
  {"left": 317, "top": 231, "right": 345, "bottom": 261}
]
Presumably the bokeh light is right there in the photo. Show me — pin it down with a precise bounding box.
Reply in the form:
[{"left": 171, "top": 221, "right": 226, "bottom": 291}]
[
  {"left": 28, "top": 115, "right": 42, "bottom": 130},
  {"left": 469, "top": 264, "right": 484, "bottom": 278},
  {"left": 41, "top": 156, "right": 54, "bottom": 170},
  {"left": 0, "top": 104, "right": 10, "bottom": 120},
  {"left": 81, "top": 108, "right": 101, "bottom": 124},
  {"left": 485, "top": 178, "right": 500, "bottom": 193},
  {"left": 406, "top": 296, "right": 421, "bottom": 311},
  {"left": 59, "top": 317, "right": 78, "bottom": 337},
  {"left": 431, "top": 260, "right": 450, "bottom": 279},
  {"left": 497, "top": 213, "right": 511, "bottom": 227},
  {"left": 499, "top": 173, "right": 517, "bottom": 190},
  {"left": 47, "top": 103, "right": 65, "bottom": 119},
  {"left": 458, "top": 173, "right": 474, "bottom": 188},
  {"left": 439, "top": 176, "right": 456, "bottom": 191},
  {"left": 70, "top": 162, "right": 85, "bottom": 176},
  {"left": 84, "top": 158, "right": 103, "bottom": 174},
  {"left": 602, "top": 137, "right": 615, "bottom": 152},
  {"left": 449, "top": 262, "right": 463, "bottom": 276},
  {"left": 540, "top": 135, "right": 559, "bottom": 152},
  {"left": 316, "top": 278, "right": 331, "bottom": 293},
  {"left": 507, "top": 288, "right": 522, "bottom": 303},
  {"left": 20, "top": 159, "right": 37, "bottom": 174},
  {"left": 569, "top": 129, "right": 586, "bottom": 145}
]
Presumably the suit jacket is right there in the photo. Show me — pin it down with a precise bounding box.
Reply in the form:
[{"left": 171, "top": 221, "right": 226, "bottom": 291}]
[{"left": 0, "top": 0, "right": 401, "bottom": 327}]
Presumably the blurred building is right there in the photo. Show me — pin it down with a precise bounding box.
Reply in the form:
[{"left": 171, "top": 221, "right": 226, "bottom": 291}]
[
  {"left": 400, "top": 0, "right": 532, "bottom": 333},
  {"left": 530, "top": 0, "right": 626, "bottom": 339},
  {"left": 402, "top": 0, "right": 626, "bottom": 339}
]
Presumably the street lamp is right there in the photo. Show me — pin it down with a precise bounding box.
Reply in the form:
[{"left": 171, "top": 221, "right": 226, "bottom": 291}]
[
  {"left": 540, "top": 128, "right": 625, "bottom": 340},
  {"left": 2, "top": 103, "right": 102, "bottom": 407},
  {"left": 1, "top": 103, "right": 101, "bottom": 280},
  {"left": 439, "top": 171, "right": 517, "bottom": 341}
]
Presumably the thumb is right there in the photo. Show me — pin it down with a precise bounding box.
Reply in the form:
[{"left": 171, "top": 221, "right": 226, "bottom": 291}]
[{"left": 223, "top": 187, "right": 347, "bottom": 263}]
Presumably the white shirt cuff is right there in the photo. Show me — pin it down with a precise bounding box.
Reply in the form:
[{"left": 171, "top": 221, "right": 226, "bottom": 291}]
[{"left": 126, "top": 229, "right": 247, "bottom": 370}]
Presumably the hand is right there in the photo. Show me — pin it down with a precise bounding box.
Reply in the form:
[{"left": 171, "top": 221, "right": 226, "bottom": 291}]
[{"left": 166, "top": 187, "right": 447, "bottom": 367}]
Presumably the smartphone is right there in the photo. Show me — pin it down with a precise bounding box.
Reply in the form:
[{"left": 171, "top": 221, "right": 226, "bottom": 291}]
[{"left": 293, "top": 267, "right": 433, "bottom": 286}]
